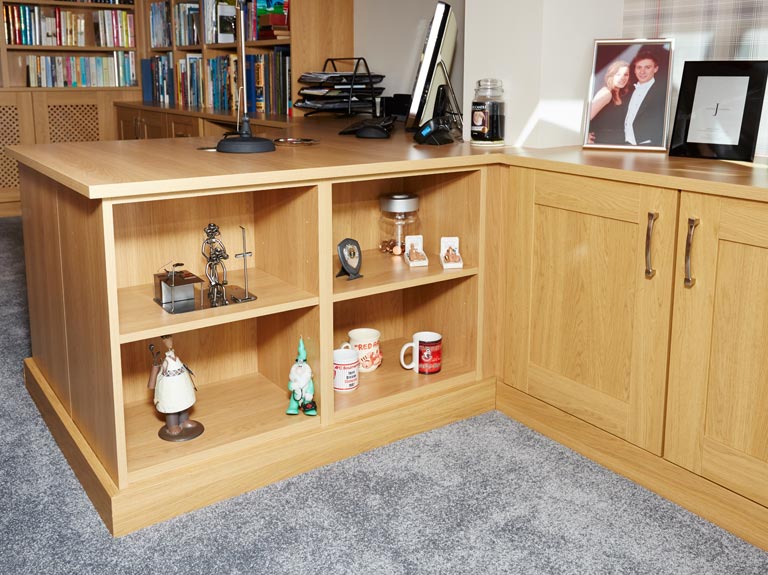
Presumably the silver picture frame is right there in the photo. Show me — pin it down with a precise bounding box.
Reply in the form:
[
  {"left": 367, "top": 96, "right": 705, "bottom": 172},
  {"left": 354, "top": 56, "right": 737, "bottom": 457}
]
[{"left": 583, "top": 38, "right": 674, "bottom": 151}]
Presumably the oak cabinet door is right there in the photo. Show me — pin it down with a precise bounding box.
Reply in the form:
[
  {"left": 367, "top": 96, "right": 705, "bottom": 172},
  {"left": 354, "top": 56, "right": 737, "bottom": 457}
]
[
  {"left": 140, "top": 110, "right": 167, "bottom": 139},
  {"left": 507, "top": 170, "right": 677, "bottom": 454},
  {"left": 167, "top": 113, "right": 201, "bottom": 138},
  {"left": 116, "top": 107, "right": 142, "bottom": 140},
  {"left": 666, "top": 192, "right": 768, "bottom": 506}
]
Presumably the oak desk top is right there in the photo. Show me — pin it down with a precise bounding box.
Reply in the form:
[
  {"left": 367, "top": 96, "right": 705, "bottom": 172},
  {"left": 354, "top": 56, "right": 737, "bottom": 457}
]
[{"left": 7, "top": 116, "right": 768, "bottom": 202}]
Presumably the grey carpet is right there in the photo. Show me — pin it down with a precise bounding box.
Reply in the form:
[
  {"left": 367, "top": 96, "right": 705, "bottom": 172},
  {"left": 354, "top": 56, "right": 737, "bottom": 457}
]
[{"left": 1, "top": 215, "right": 767, "bottom": 574}]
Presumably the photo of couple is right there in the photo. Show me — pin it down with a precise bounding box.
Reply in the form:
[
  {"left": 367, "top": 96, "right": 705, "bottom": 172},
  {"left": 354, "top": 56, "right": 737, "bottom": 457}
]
[{"left": 584, "top": 40, "right": 673, "bottom": 150}]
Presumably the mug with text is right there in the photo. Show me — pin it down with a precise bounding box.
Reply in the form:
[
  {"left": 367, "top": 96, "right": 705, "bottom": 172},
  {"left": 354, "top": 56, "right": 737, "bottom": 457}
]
[
  {"left": 399, "top": 331, "right": 442, "bottom": 374},
  {"left": 333, "top": 347, "right": 360, "bottom": 392},
  {"left": 341, "top": 328, "right": 382, "bottom": 372}
]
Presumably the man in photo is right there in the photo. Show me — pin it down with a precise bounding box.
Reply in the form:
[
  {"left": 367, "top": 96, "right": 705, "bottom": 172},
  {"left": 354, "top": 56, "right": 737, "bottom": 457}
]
[{"left": 624, "top": 49, "right": 667, "bottom": 146}]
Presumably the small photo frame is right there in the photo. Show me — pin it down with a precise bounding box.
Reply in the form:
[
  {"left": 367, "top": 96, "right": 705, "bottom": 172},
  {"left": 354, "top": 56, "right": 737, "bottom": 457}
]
[
  {"left": 404, "top": 235, "right": 428, "bottom": 267},
  {"left": 669, "top": 60, "right": 768, "bottom": 162},
  {"left": 583, "top": 39, "right": 674, "bottom": 151},
  {"left": 440, "top": 237, "right": 463, "bottom": 269}
]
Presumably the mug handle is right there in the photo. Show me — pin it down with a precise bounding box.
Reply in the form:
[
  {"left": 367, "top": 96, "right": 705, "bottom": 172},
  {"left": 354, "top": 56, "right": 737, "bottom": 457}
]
[
  {"left": 400, "top": 341, "right": 417, "bottom": 371},
  {"left": 341, "top": 342, "right": 352, "bottom": 350}
]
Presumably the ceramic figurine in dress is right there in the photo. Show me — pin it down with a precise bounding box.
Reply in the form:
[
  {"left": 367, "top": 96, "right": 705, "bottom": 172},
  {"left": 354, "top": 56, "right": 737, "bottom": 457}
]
[
  {"left": 147, "top": 335, "right": 204, "bottom": 441},
  {"left": 286, "top": 337, "right": 317, "bottom": 416}
]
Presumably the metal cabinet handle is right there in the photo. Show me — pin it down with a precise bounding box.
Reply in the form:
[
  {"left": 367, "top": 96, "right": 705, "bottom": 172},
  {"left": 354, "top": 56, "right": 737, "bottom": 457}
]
[
  {"left": 645, "top": 211, "right": 659, "bottom": 278},
  {"left": 684, "top": 217, "right": 700, "bottom": 288}
]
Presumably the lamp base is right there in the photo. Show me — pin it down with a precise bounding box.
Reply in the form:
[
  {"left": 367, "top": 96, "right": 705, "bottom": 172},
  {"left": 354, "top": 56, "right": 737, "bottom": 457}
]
[{"left": 216, "top": 135, "right": 276, "bottom": 154}]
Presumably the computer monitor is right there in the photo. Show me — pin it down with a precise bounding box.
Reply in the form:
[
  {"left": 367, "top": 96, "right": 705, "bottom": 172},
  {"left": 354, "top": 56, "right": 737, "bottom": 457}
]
[{"left": 405, "top": 1, "right": 460, "bottom": 132}]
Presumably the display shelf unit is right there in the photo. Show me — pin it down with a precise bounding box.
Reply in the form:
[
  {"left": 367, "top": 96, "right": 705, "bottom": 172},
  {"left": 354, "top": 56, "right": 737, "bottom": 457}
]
[
  {"left": 113, "top": 184, "right": 319, "bottom": 341},
  {"left": 329, "top": 169, "right": 482, "bottom": 419},
  {"left": 8, "top": 130, "right": 494, "bottom": 535},
  {"left": 332, "top": 279, "right": 479, "bottom": 419},
  {"left": 121, "top": 307, "right": 322, "bottom": 482},
  {"left": 111, "top": 181, "right": 322, "bottom": 483}
]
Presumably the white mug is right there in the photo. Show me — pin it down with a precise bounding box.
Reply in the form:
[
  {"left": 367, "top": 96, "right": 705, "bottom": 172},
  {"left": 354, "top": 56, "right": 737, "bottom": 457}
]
[
  {"left": 333, "top": 348, "right": 360, "bottom": 392},
  {"left": 399, "top": 331, "right": 442, "bottom": 374},
  {"left": 341, "top": 327, "right": 382, "bottom": 372}
]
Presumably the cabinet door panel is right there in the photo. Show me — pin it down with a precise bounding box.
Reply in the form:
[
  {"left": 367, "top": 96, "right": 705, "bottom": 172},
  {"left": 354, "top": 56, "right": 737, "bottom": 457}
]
[
  {"left": 510, "top": 171, "right": 677, "bottom": 454},
  {"left": 666, "top": 193, "right": 768, "bottom": 506}
]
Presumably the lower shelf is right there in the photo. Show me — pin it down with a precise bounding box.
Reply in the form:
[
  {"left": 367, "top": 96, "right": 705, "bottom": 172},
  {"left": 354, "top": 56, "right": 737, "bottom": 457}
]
[
  {"left": 25, "top": 356, "right": 495, "bottom": 536},
  {"left": 125, "top": 373, "right": 319, "bottom": 482},
  {"left": 333, "top": 337, "right": 478, "bottom": 417}
]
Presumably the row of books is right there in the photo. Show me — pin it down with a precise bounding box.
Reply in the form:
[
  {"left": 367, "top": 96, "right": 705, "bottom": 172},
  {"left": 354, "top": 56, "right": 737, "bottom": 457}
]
[
  {"left": 176, "top": 53, "right": 236, "bottom": 110},
  {"left": 25, "top": 52, "right": 137, "bottom": 88},
  {"left": 223, "top": 47, "right": 291, "bottom": 115},
  {"left": 141, "top": 55, "right": 173, "bottom": 105},
  {"left": 57, "top": 0, "right": 135, "bottom": 4},
  {"left": 4, "top": 5, "right": 84, "bottom": 46},
  {"left": 174, "top": 2, "right": 200, "bottom": 46},
  {"left": 93, "top": 9, "right": 135, "bottom": 47},
  {"left": 141, "top": 47, "right": 291, "bottom": 116},
  {"left": 3, "top": 5, "right": 135, "bottom": 48},
  {"left": 148, "top": 1, "right": 171, "bottom": 48},
  {"left": 245, "top": 0, "right": 290, "bottom": 41},
  {"left": 201, "top": 0, "right": 290, "bottom": 44}
]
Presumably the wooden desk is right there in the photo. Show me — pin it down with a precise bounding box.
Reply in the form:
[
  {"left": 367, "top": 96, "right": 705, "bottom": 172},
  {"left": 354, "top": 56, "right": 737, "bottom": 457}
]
[{"left": 8, "top": 119, "right": 768, "bottom": 547}]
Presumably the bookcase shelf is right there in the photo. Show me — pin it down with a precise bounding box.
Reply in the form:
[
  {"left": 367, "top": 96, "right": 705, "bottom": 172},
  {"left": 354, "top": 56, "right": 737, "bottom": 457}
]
[
  {"left": 117, "top": 271, "right": 318, "bottom": 343},
  {"left": 332, "top": 249, "right": 478, "bottom": 302},
  {"left": 1, "top": 0, "right": 138, "bottom": 88},
  {"left": 122, "top": 306, "right": 322, "bottom": 481}
]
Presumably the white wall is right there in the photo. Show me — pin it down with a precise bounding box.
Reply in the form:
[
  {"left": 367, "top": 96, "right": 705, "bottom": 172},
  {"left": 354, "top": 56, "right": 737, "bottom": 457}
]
[
  {"left": 354, "top": 0, "right": 465, "bottom": 105},
  {"left": 354, "top": 0, "right": 621, "bottom": 148},
  {"left": 464, "top": 0, "right": 624, "bottom": 147}
]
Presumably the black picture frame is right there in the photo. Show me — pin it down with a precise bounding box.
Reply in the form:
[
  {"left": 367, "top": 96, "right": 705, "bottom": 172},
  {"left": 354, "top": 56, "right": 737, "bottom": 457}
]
[
  {"left": 583, "top": 39, "right": 674, "bottom": 151},
  {"left": 669, "top": 60, "right": 768, "bottom": 161}
]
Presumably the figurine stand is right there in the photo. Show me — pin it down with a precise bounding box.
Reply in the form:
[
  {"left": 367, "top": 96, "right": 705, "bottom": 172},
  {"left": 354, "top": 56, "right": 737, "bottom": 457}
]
[
  {"left": 232, "top": 226, "right": 257, "bottom": 303},
  {"left": 158, "top": 422, "right": 205, "bottom": 442}
]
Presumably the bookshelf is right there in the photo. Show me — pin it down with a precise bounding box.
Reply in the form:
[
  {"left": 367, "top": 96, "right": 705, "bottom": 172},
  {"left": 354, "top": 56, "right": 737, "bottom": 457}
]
[
  {"left": 0, "top": 0, "right": 139, "bottom": 88},
  {"left": 138, "top": 0, "right": 354, "bottom": 124}
]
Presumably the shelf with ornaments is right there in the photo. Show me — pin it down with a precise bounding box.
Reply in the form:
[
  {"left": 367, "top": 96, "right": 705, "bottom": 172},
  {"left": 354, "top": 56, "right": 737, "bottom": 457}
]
[
  {"left": 331, "top": 275, "right": 479, "bottom": 419},
  {"left": 330, "top": 169, "right": 482, "bottom": 302},
  {"left": 112, "top": 184, "right": 319, "bottom": 343},
  {"left": 120, "top": 306, "right": 321, "bottom": 481}
]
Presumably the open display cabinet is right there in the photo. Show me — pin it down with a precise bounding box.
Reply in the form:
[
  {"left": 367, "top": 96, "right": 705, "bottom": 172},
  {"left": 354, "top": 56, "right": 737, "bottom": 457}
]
[
  {"left": 112, "top": 184, "right": 322, "bottom": 474},
  {"left": 329, "top": 170, "right": 482, "bottom": 419},
  {"left": 15, "top": 149, "right": 494, "bottom": 535}
]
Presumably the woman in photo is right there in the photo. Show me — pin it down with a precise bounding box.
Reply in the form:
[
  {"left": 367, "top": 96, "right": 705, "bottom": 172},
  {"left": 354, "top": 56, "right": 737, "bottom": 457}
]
[{"left": 587, "top": 60, "right": 631, "bottom": 145}]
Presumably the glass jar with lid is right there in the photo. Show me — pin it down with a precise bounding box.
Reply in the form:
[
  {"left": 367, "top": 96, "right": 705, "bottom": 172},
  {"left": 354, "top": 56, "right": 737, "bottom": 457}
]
[
  {"left": 470, "top": 78, "right": 505, "bottom": 145},
  {"left": 379, "top": 194, "right": 421, "bottom": 256}
]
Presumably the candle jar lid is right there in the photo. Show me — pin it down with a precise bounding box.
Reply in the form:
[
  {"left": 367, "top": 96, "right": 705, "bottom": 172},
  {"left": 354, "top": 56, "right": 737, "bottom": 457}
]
[{"left": 380, "top": 193, "right": 419, "bottom": 213}]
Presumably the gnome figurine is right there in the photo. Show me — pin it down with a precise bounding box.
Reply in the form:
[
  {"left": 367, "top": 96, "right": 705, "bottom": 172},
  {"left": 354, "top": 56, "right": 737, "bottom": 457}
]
[{"left": 286, "top": 337, "right": 317, "bottom": 416}]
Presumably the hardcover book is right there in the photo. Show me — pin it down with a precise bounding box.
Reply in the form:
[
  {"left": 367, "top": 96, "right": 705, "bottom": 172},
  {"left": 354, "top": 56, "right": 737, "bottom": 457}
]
[{"left": 217, "top": 1, "right": 236, "bottom": 43}]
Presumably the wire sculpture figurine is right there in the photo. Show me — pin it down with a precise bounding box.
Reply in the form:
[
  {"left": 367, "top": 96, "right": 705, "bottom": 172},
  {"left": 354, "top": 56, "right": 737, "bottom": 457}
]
[{"left": 201, "top": 222, "right": 230, "bottom": 307}]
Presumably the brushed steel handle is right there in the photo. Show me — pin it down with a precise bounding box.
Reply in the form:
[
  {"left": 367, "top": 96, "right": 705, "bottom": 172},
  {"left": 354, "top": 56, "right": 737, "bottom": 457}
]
[
  {"left": 684, "top": 217, "right": 700, "bottom": 288},
  {"left": 645, "top": 211, "right": 659, "bottom": 278}
]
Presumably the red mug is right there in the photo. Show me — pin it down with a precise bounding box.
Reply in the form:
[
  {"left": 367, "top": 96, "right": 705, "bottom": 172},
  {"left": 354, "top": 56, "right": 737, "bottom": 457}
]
[{"left": 399, "top": 331, "right": 442, "bottom": 374}]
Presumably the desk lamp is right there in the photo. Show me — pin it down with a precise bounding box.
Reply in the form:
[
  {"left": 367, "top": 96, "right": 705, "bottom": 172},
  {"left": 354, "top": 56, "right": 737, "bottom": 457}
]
[{"left": 217, "top": 0, "right": 276, "bottom": 154}]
